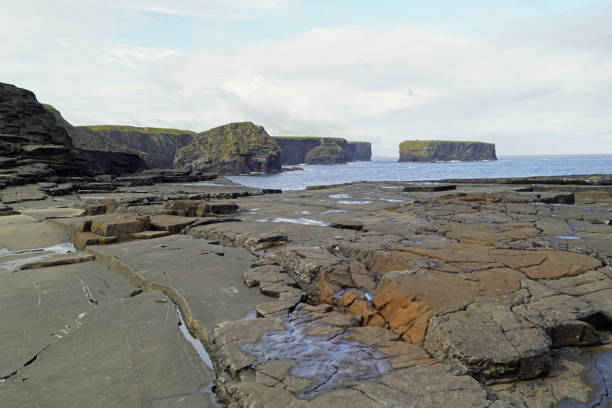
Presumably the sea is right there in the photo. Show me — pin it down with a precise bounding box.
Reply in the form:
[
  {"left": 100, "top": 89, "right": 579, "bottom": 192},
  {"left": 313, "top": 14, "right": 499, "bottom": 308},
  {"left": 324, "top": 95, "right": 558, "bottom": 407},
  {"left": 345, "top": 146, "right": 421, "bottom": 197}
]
[{"left": 228, "top": 155, "right": 612, "bottom": 191}]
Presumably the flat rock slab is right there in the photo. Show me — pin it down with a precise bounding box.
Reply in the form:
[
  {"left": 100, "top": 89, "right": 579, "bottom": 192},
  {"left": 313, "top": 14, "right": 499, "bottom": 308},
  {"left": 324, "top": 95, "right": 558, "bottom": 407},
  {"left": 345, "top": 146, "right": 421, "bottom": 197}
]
[
  {"left": 17, "top": 252, "right": 95, "bottom": 270},
  {"left": 150, "top": 214, "right": 197, "bottom": 234},
  {"left": 129, "top": 230, "right": 171, "bottom": 239},
  {"left": 0, "top": 291, "right": 215, "bottom": 408},
  {"left": 20, "top": 207, "right": 85, "bottom": 220},
  {"left": 93, "top": 235, "right": 266, "bottom": 328},
  {"left": 0, "top": 260, "right": 134, "bottom": 378},
  {"left": 0, "top": 215, "right": 69, "bottom": 250}
]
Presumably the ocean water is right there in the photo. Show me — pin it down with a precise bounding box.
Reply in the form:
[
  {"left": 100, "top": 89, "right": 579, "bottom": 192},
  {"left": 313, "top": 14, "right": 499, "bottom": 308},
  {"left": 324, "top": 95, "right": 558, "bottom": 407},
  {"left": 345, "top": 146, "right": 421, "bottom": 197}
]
[{"left": 227, "top": 155, "right": 612, "bottom": 191}]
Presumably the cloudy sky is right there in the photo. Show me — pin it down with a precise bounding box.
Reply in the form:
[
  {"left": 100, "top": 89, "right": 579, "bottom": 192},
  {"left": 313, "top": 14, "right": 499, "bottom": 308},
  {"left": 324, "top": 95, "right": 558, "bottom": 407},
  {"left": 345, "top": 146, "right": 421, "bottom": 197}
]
[{"left": 2, "top": 1, "right": 611, "bottom": 157}]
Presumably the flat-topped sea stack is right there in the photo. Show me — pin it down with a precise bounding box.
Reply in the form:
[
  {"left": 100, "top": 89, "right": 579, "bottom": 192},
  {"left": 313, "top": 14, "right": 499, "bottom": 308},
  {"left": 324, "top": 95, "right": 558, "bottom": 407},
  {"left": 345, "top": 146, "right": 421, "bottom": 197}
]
[
  {"left": 43, "top": 105, "right": 194, "bottom": 169},
  {"left": 399, "top": 140, "right": 497, "bottom": 162},
  {"left": 173, "top": 122, "right": 281, "bottom": 174},
  {"left": 273, "top": 136, "right": 371, "bottom": 165}
]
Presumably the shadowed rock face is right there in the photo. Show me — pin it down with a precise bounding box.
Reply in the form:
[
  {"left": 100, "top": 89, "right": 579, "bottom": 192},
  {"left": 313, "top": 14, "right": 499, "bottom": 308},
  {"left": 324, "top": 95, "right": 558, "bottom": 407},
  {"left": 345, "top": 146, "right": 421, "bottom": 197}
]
[
  {"left": 0, "top": 83, "right": 146, "bottom": 184},
  {"left": 174, "top": 122, "right": 281, "bottom": 174},
  {"left": 44, "top": 104, "right": 193, "bottom": 169},
  {"left": 399, "top": 140, "right": 497, "bottom": 162},
  {"left": 347, "top": 141, "right": 372, "bottom": 161},
  {"left": 273, "top": 137, "right": 371, "bottom": 165}
]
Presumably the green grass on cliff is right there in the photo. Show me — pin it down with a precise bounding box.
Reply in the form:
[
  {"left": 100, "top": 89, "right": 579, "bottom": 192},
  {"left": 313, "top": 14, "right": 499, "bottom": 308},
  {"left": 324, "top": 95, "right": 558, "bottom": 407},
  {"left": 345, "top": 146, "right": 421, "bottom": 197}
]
[
  {"left": 83, "top": 125, "right": 196, "bottom": 136},
  {"left": 400, "top": 140, "right": 494, "bottom": 154},
  {"left": 273, "top": 136, "right": 345, "bottom": 142}
]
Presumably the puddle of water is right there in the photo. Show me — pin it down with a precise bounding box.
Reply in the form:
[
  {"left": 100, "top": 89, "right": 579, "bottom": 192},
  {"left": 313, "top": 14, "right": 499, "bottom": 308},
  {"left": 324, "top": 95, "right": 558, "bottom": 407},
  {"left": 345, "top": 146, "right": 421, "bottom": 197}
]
[
  {"left": 176, "top": 308, "right": 221, "bottom": 408},
  {"left": 240, "top": 310, "right": 257, "bottom": 321},
  {"left": 299, "top": 211, "right": 312, "bottom": 215},
  {"left": 239, "top": 311, "right": 392, "bottom": 399},
  {"left": 553, "top": 236, "right": 584, "bottom": 240},
  {"left": 320, "top": 209, "right": 348, "bottom": 215},
  {"left": 568, "top": 225, "right": 579, "bottom": 234},
  {"left": 0, "top": 242, "right": 76, "bottom": 271},
  {"left": 550, "top": 213, "right": 559, "bottom": 217},
  {"left": 337, "top": 201, "right": 373, "bottom": 205},
  {"left": 333, "top": 288, "right": 348, "bottom": 298},
  {"left": 248, "top": 208, "right": 261, "bottom": 212},
  {"left": 558, "top": 348, "right": 612, "bottom": 408},
  {"left": 584, "top": 208, "right": 605, "bottom": 213},
  {"left": 379, "top": 198, "right": 405, "bottom": 203},
  {"left": 329, "top": 194, "right": 352, "bottom": 199},
  {"left": 380, "top": 186, "right": 401, "bottom": 189},
  {"left": 255, "top": 218, "right": 330, "bottom": 227}
]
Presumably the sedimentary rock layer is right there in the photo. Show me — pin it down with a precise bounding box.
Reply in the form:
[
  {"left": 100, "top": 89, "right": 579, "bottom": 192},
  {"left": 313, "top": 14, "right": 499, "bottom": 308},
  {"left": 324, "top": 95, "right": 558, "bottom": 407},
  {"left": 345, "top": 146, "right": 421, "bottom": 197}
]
[
  {"left": 399, "top": 140, "right": 497, "bottom": 162},
  {"left": 273, "top": 137, "right": 372, "bottom": 165},
  {"left": 174, "top": 122, "right": 281, "bottom": 174}
]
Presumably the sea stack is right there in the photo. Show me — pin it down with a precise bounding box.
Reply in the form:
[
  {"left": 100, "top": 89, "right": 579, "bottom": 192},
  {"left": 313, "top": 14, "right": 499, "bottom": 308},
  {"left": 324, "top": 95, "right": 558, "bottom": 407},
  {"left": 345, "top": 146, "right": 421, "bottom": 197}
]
[
  {"left": 173, "top": 122, "right": 281, "bottom": 174},
  {"left": 399, "top": 140, "right": 497, "bottom": 162},
  {"left": 272, "top": 137, "right": 372, "bottom": 165}
]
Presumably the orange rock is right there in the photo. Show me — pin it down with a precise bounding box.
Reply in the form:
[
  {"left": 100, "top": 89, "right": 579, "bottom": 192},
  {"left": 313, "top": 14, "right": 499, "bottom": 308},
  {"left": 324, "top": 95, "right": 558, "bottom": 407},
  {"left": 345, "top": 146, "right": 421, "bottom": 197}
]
[
  {"left": 90, "top": 214, "right": 150, "bottom": 236},
  {"left": 74, "top": 231, "right": 117, "bottom": 249},
  {"left": 373, "top": 268, "right": 525, "bottom": 345}
]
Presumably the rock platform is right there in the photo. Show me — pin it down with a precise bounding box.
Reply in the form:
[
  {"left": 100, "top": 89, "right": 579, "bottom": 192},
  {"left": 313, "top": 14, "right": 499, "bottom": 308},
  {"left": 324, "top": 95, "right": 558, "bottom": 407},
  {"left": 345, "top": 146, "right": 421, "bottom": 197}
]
[{"left": 1, "top": 176, "right": 611, "bottom": 407}]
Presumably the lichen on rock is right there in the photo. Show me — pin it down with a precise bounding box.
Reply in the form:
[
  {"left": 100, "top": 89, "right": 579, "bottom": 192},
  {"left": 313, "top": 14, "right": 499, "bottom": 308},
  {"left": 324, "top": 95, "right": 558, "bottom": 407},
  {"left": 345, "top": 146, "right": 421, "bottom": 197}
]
[{"left": 173, "top": 122, "right": 281, "bottom": 174}]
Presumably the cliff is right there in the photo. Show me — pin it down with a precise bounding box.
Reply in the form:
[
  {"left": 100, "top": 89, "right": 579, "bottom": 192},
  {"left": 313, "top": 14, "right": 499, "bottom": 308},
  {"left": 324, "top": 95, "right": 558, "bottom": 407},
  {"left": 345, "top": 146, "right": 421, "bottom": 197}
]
[
  {"left": 399, "top": 140, "right": 497, "bottom": 162},
  {"left": 173, "top": 122, "right": 281, "bottom": 174},
  {"left": 0, "top": 83, "right": 146, "bottom": 184},
  {"left": 272, "top": 137, "right": 371, "bottom": 165},
  {"left": 347, "top": 141, "right": 372, "bottom": 161},
  {"left": 43, "top": 105, "right": 194, "bottom": 169}
]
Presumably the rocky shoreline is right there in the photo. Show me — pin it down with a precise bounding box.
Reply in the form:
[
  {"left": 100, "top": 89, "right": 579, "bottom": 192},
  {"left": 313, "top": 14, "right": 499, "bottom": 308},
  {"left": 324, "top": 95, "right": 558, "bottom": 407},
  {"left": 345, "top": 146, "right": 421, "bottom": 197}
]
[{"left": 1, "top": 174, "right": 611, "bottom": 407}]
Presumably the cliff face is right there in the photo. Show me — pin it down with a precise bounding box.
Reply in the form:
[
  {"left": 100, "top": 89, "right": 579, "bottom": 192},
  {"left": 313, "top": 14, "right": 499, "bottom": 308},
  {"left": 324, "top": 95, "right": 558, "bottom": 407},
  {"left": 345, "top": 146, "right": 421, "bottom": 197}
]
[
  {"left": 272, "top": 137, "right": 321, "bottom": 165},
  {"left": 44, "top": 105, "right": 194, "bottom": 169},
  {"left": 0, "top": 83, "right": 146, "bottom": 184},
  {"left": 173, "top": 122, "right": 281, "bottom": 174},
  {"left": 305, "top": 138, "right": 352, "bottom": 165},
  {"left": 399, "top": 140, "right": 497, "bottom": 162},
  {"left": 272, "top": 137, "right": 371, "bottom": 165},
  {"left": 347, "top": 142, "right": 372, "bottom": 161}
]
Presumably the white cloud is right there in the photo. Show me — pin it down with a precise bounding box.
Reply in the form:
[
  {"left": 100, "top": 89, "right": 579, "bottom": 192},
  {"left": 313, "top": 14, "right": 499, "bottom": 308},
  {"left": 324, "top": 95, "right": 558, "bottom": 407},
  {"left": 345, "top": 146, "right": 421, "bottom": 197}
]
[{"left": 1, "top": 2, "right": 610, "bottom": 156}]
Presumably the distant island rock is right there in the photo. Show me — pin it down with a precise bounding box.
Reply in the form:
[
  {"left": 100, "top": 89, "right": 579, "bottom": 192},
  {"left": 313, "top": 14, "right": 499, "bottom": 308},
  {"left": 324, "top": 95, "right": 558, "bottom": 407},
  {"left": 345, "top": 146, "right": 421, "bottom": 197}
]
[
  {"left": 43, "top": 104, "right": 194, "bottom": 169},
  {"left": 272, "top": 137, "right": 371, "bottom": 165},
  {"left": 0, "top": 82, "right": 146, "bottom": 185},
  {"left": 173, "top": 122, "right": 281, "bottom": 174},
  {"left": 399, "top": 140, "right": 497, "bottom": 162}
]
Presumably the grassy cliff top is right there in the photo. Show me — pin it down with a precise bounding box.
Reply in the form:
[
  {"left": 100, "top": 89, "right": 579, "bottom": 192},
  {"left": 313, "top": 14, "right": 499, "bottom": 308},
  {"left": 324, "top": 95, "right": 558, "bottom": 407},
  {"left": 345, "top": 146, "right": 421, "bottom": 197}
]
[
  {"left": 400, "top": 140, "right": 494, "bottom": 154},
  {"left": 272, "top": 136, "right": 346, "bottom": 142},
  {"left": 82, "top": 125, "right": 196, "bottom": 135}
]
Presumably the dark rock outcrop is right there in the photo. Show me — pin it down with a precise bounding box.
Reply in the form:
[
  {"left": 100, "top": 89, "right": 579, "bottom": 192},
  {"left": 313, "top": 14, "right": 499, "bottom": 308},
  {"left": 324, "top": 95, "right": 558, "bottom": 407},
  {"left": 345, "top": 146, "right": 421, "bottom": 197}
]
[
  {"left": 0, "top": 82, "right": 146, "bottom": 186},
  {"left": 173, "top": 122, "right": 281, "bottom": 174},
  {"left": 44, "top": 105, "right": 194, "bottom": 169},
  {"left": 399, "top": 140, "right": 497, "bottom": 162},
  {"left": 347, "top": 141, "right": 372, "bottom": 161},
  {"left": 272, "top": 137, "right": 371, "bottom": 165}
]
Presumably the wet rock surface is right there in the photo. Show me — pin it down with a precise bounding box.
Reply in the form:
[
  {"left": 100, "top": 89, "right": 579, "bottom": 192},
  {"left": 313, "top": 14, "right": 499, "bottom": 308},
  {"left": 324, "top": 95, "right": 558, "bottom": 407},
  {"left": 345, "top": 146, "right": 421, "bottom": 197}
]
[{"left": 1, "top": 176, "right": 612, "bottom": 407}]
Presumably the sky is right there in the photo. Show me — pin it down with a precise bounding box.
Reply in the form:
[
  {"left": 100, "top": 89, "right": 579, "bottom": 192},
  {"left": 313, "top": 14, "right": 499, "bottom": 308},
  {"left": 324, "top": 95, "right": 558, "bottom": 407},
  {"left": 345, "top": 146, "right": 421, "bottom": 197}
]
[{"left": 1, "top": 0, "right": 611, "bottom": 157}]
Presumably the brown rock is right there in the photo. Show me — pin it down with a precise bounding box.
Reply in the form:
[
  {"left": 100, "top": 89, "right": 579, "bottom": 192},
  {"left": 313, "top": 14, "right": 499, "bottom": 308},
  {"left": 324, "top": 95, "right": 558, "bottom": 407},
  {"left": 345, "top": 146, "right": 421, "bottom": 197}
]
[
  {"left": 150, "top": 214, "right": 197, "bottom": 234},
  {"left": 73, "top": 231, "right": 117, "bottom": 249}
]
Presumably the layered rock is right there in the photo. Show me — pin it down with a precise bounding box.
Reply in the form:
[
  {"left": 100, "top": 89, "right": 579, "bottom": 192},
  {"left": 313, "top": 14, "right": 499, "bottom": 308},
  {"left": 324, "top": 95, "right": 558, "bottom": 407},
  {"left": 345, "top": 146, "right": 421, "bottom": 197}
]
[
  {"left": 173, "top": 122, "right": 281, "bottom": 174},
  {"left": 347, "top": 141, "right": 372, "bottom": 161},
  {"left": 273, "top": 136, "right": 371, "bottom": 165},
  {"left": 44, "top": 104, "right": 194, "bottom": 169},
  {"left": 399, "top": 140, "right": 497, "bottom": 162},
  {"left": 0, "top": 82, "right": 146, "bottom": 185}
]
